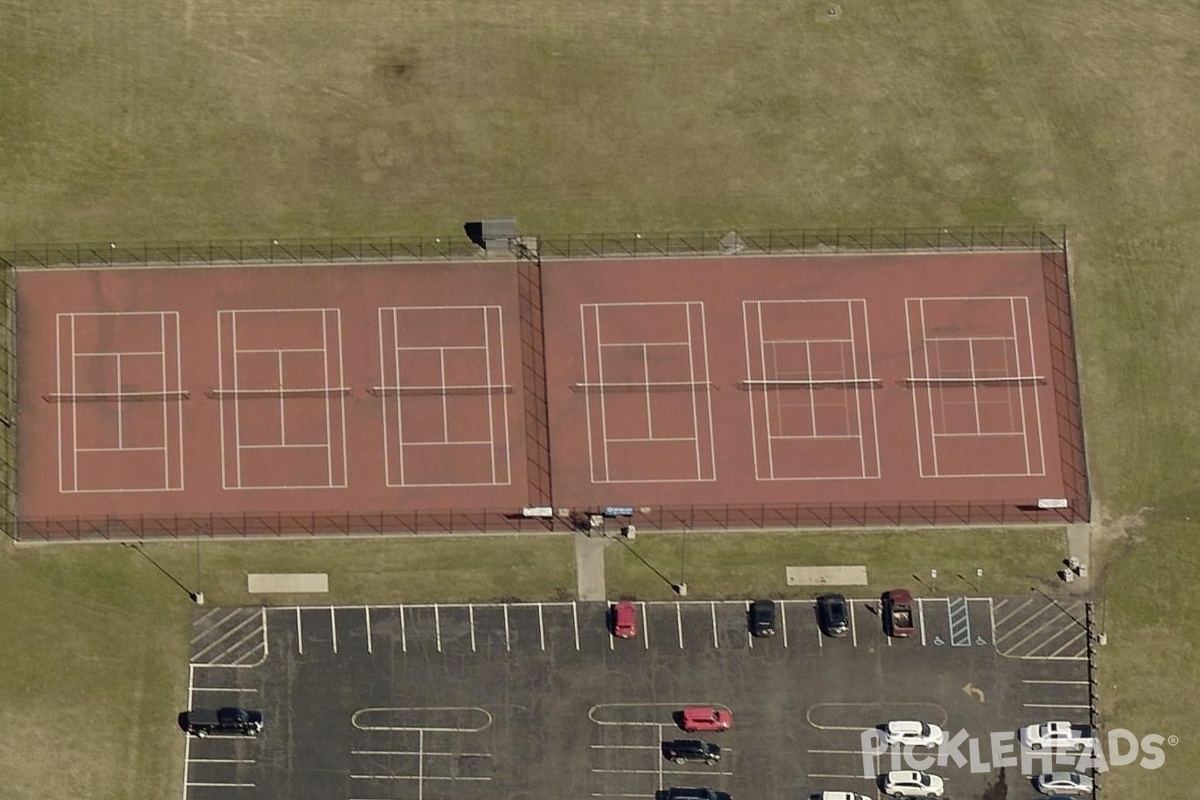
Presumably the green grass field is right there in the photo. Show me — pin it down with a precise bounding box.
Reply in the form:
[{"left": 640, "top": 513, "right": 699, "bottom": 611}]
[{"left": 3, "top": 0, "right": 1200, "bottom": 797}]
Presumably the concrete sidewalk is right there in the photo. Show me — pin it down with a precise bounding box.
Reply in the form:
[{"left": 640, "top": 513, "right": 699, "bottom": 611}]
[{"left": 574, "top": 531, "right": 609, "bottom": 601}]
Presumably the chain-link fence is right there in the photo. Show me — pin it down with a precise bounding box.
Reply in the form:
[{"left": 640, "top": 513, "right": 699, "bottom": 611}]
[{"left": 3, "top": 225, "right": 1063, "bottom": 269}]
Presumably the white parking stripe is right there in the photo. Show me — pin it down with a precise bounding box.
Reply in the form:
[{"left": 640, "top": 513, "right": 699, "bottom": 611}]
[
  {"left": 470, "top": 604, "right": 477, "bottom": 652},
  {"left": 746, "top": 602, "right": 753, "bottom": 649},
  {"left": 641, "top": 602, "right": 650, "bottom": 650},
  {"left": 365, "top": 606, "right": 372, "bottom": 654},
  {"left": 710, "top": 602, "right": 719, "bottom": 648},
  {"left": 676, "top": 603, "right": 683, "bottom": 649},
  {"left": 186, "top": 782, "right": 256, "bottom": 788},
  {"left": 434, "top": 604, "right": 442, "bottom": 653},
  {"left": 188, "top": 758, "right": 256, "bottom": 764},
  {"left": 573, "top": 601, "right": 580, "bottom": 651},
  {"left": 849, "top": 601, "right": 858, "bottom": 647},
  {"left": 296, "top": 608, "right": 303, "bottom": 655},
  {"left": 781, "top": 601, "right": 789, "bottom": 648},
  {"left": 538, "top": 602, "right": 546, "bottom": 651},
  {"left": 1022, "top": 680, "right": 1090, "bottom": 685},
  {"left": 1023, "top": 703, "right": 1091, "bottom": 709},
  {"left": 503, "top": 605, "right": 510, "bottom": 652},
  {"left": 399, "top": 606, "right": 407, "bottom": 652},
  {"left": 331, "top": 606, "right": 338, "bottom": 653},
  {"left": 918, "top": 597, "right": 927, "bottom": 646}
]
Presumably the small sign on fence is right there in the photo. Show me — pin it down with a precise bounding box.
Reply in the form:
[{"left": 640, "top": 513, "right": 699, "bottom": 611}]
[
  {"left": 603, "top": 506, "right": 635, "bottom": 518},
  {"left": 1037, "top": 498, "right": 1069, "bottom": 509}
]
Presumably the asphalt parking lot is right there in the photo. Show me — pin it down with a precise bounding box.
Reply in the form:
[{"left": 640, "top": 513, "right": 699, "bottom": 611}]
[{"left": 184, "top": 595, "right": 1095, "bottom": 800}]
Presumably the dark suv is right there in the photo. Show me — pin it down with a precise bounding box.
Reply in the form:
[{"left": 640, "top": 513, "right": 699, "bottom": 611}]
[
  {"left": 662, "top": 739, "right": 722, "bottom": 765},
  {"left": 748, "top": 599, "right": 776, "bottom": 637},
  {"left": 657, "top": 789, "right": 731, "bottom": 800},
  {"left": 179, "top": 707, "right": 264, "bottom": 737}
]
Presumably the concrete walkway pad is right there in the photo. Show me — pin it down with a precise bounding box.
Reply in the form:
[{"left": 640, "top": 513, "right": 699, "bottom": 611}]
[
  {"left": 247, "top": 573, "right": 329, "bottom": 593},
  {"left": 786, "top": 566, "right": 868, "bottom": 586}
]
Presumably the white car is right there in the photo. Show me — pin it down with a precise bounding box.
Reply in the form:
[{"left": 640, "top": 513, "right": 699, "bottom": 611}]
[
  {"left": 883, "top": 721, "right": 945, "bottom": 748},
  {"left": 881, "top": 770, "right": 945, "bottom": 798},
  {"left": 1034, "top": 771, "right": 1094, "bottom": 795},
  {"left": 816, "top": 793, "right": 872, "bottom": 800}
]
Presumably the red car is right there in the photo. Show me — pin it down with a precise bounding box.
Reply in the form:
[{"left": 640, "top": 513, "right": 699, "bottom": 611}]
[
  {"left": 611, "top": 600, "right": 638, "bottom": 639},
  {"left": 882, "top": 589, "right": 915, "bottom": 638},
  {"left": 680, "top": 706, "right": 732, "bottom": 732}
]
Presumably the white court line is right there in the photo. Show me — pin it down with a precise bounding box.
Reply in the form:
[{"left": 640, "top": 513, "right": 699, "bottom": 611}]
[
  {"left": 919, "top": 299, "right": 939, "bottom": 476},
  {"left": 756, "top": 302, "right": 775, "bottom": 479},
  {"left": 580, "top": 304, "right": 598, "bottom": 483},
  {"left": 685, "top": 304, "right": 701, "bottom": 478},
  {"left": 75, "top": 445, "right": 167, "bottom": 453},
  {"left": 676, "top": 602, "right": 684, "bottom": 649},
  {"left": 741, "top": 302, "right": 763, "bottom": 481},
  {"left": 331, "top": 607, "right": 338, "bottom": 653},
  {"left": 234, "top": 346, "right": 327, "bottom": 354}
]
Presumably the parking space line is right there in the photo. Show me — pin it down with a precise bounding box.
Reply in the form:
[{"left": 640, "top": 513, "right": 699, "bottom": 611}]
[
  {"left": 191, "top": 687, "right": 258, "bottom": 693},
  {"left": 808, "top": 749, "right": 875, "bottom": 755},
  {"left": 400, "top": 606, "right": 407, "bottom": 653},
  {"left": 435, "top": 605, "right": 443, "bottom": 653},
  {"left": 185, "top": 782, "right": 256, "bottom": 788},
  {"left": 807, "top": 774, "right": 871, "bottom": 780},
  {"left": 295, "top": 608, "right": 303, "bottom": 654},
  {"left": 1022, "top": 703, "right": 1091, "bottom": 709},
  {"left": 504, "top": 605, "right": 510, "bottom": 652},
  {"left": 709, "top": 602, "right": 718, "bottom": 648},
  {"left": 849, "top": 601, "right": 858, "bottom": 647},
  {"left": 573, "top": 601, "right": 580, "bottom": 651},
  {"left": 641, "top": 602, "right": 650, "bottom": 650},
  {"left": 780, "top": 601, "right": 789, "bottom": 648},
  {"left": 469, "top": 605, "right": 477, "bottom": 652},
  {"left": 918, "top": 598, "right": 927, "bottom": 646},
  {"left": 326, "top": 607, "right": 336, "bottom": 653},
  {"left": 188, "top": 758, "right": 257, "bottom": 764},
  {"left": 1022, "top": 679, "right": 1090, "bottom": 685},
  {"left": 353, "top": 750, "right": 493, "bottom": 757},
  {"left": 365, "top": 606, "right": 373, "bottom": 654},
  {"left": 538, "top": 602, "right": 546, "bottom": 651},
  {"left": 676, "top": 603, "right": 684, "bottom": 649},
  {"left": 989, "top": 597, "right": 997, "bottom": 645},
  {"left": 592, "top": 768, "right": 735, "bottom": 777},
  {"left": 590, "top": 793, "right": 655, "bottom": 798},
  {"left": 418, "top": 730, "right": 424, "bottom": 800},
  {"left": 746, "top": 602, "right": 753, "bottom": 649},
  {"left": 351, "top": 775, "right": 491, "bottom": 781},
  {"left": 589, "top": 744, "right": 659, "bottom": 750}
]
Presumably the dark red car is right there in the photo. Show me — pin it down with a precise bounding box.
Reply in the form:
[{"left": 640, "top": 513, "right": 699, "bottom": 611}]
[
  {"left": 611, "top": 600, "right": 638, "bottom": 639},
  {"left": 882, "top": 589, "right": 915, "bottom": 638},
  {"left": 680, "top": 706, "right": 732, "bottom": 732}
]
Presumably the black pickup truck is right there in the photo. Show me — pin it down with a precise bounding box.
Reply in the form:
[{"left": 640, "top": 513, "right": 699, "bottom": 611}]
[{"left": 179, "top": 707, "right": 264, "bottom": 737}]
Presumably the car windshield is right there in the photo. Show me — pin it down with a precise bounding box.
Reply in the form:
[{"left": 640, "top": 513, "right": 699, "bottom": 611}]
[{"left": 919, "top": 775, "right": 932, "bottom": 786}]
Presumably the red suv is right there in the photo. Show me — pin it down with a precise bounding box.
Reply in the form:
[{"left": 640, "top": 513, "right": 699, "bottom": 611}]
[{"left": 680, "top": 706, "right": 732, "bottom": 732}]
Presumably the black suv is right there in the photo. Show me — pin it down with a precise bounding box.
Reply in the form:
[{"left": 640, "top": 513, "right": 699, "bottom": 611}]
[
  {"left": 656, "top": 789, "right": 731, "bottom": 800},
  {"left": 816, "top": 593, "right": 850, "bottom": 637},
  {"left": 748, "top": 599, "right": 776, "bottom": 637},
  {"left": 180, "top": 707, "right": 264, "bottom": 737},
  {"left": 662, "top": 739, "right": 722, "bottom": 765}
]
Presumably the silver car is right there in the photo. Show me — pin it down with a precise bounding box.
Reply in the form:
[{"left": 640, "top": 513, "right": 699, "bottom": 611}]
[{"left": 1034, "top": 772, "right": 1094, "bottom": 795}]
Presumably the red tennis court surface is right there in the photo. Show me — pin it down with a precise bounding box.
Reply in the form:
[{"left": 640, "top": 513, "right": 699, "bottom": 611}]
[{"left": 14, "top": 248, "right": 1088, "bottom": 538}]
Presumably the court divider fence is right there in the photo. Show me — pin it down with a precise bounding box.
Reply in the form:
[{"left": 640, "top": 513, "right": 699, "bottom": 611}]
[{"left": 1, "top": 226, "right": 1089, "bottom": 541}]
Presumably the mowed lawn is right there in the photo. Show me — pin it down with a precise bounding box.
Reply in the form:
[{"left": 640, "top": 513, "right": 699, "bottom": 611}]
[{"left": 3, "top": 0, "right": 1200, "bottom": 798}]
